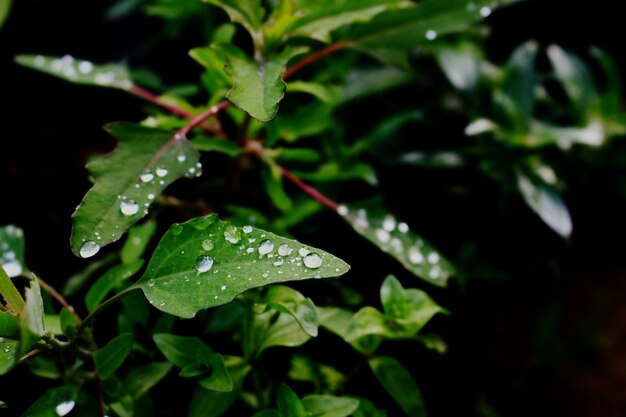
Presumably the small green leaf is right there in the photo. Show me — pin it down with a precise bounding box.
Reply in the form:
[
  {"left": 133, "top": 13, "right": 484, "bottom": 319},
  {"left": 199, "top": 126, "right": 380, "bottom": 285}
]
[
  {"left": 85, "top": 260, "right": 145, "bottom": 311},
  {"left": 275, "top": 147, "right": 321, "bottom": 163},
  {"left": 15, "top": 54, "right": 133, "bottom": 90},
  {"left": 277, "top": 384, "right": 308, "bottom": 417},
  {"left": 94, "top": 333, "right": 135, "bottom": 380},
  {"left": 338, "top": 202, "right": 454, "bottom": 286},
  {"left": 189, "top": 47, "right": 232, "bottom": 95},
  {"left": 218, "top": 44, "right": 308, "bottom": 121},
  {"left": 345, "top": 307, "right": 389, "bottom": 342},
  {"left": 0, "top": 338, "right": 18, "bottom": 375},
  {"left": 435, "top": 41, "right": 482, "bottom": 91},
  {"left": 20, "top": 386, "right": 76, "bottom": 417},
  {"left": 0, "top": 260, "right": 24, "bottom": 315},
  {"left": 70, "top": 123, "right": 200, "bottom": 258},
  {"left": 547, "top": 44, "right": 597, "bottom": 114},
  {"left": 262, "top": 285, "right": 318, "bottom": 337},
  {"left": 59, "top": 308, "right": 81, "bottom": 340},
  {"left": 516, "top": 173, "right": 572, "bottom": 238},
  {"left": 287, "top": 81, "right": 338, "bottom": 103},
  {"left": 317, "top": 307, "right": 353, "bottom": 340},
  {"left": 289, "top": 356, "right": 345, "bottom": 393},
  {"left": 368, "top": 356, "right": 426, "bottom": 417},
  {"left": 352, "top": 397, "right": 388, "bottom": 417},
  {"left": 302, "top": 395, "right": 360, "bottom": 417},
  {"left": 269, "top": 100, "right": 335, "bottom": 143},
  {"left": 0, "top": 224, "right": 26, "bottom": 279},
  {"left": 136, "top": 214, "right": 349, "bottom": 318},
  {"left": 125, "top": 362, "right": 173, "bottom": 399},
  {"left": 43, "top": 315, "right": 62, "bottom": 336},
  {"left": 0, "top": 311, "right": 19, "bottom": 339},
  {"left": 0, "top": 0, "right": 12, "bottom": 30},
  {"left": 263, "top": 167, "right": 293, "bottom": 212},
  {"left": 19, "top": 277, "right": 45, "bottom": 356},
  {"left": 204, "top": 0, "right": 265, "bottom": 48},
  {"left": 191, "top": 137, "right": 243, "bottom": 157},
  {"left": 121, "top": 220, "right": 157, "bottom": 264},
  {"left": 501, "top": 41, "right": 538, "bottom": 121}
]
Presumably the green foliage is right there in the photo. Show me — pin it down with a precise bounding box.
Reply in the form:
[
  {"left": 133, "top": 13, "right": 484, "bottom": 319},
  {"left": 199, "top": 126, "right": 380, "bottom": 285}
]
[{"left": 6, "top": 0, "right": 623, "bottom": 415}]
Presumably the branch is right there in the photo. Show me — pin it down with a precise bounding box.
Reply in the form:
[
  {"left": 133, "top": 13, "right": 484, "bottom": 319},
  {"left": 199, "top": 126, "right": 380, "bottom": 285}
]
[
  {"left": 37, "top": 277, "right": 80, "bottom": 318},
  {"left": 283, "top": 42, "right": 352, "bottom": 79},
  {"left": 279, "top": 166, "right": 340, "bottom": 211}
]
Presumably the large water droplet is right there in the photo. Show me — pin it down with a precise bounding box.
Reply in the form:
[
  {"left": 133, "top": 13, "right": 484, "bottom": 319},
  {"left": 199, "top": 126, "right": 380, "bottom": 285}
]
[
  {"left": 1, "top": 260, "right": 22, "bottom": 277},
  {"left": 298, "top": 247, "right": 310, "bottom": 257},
  {"left": 278, "top": 244, "right": 293, "bottom": 256},
  {"left": 120, "top": 199, "right": 139, "bottom": 216},
  {"left": 80, "top": 241, "right": 100, "bottom": 258},
  {"left": 337, "top": 205, "right": 348, "bottom": 216},
  {"left": 303, "top": 253, "right": 323, "bottom": 269},
  {"left": 398, "top": 222, "right": 409, "bottom": 233},
  {"left": 243, "top": 225, "right": 253, "bottom": 234},
  {"left": 479, "top": 6, "right": 492, "bottom": 17},
  {"left": 425, "top": 30, "right": 437, "bottom": 40},
  {"left": 224, "top": 225, "right": 241, "bottom": 244},
  {"left": 376, "top": 228, "right": 391, "bottom": 243},
  {"left": 427, "top": 252, "right": 440, "bottom": 264},
  {"left": 140, "top": 170, "right": 154, "bottom": 182},
  {"left": 177, "top": 154, "right": 186, "bottom": 163},
  {"left": 156, "top": 167, "right": 168, "bottom": 177},
  {"left": 55, "top": 400, "right": 75, "bottom": 416},
  {"left": 382, "top": 215, "right": 396, "bottom": 232},
  {"left": 78, "top": 61, "right": 93, "bottom": 74},
  {"left": 196, "top": 255, "right": 214, "bottom": 273},
  {"left": 408, "top": 247, "right": 424, "bottom": 264},
  {"left": 258, "top": 239, "right": 274, "bottom": 255},
  {"left": 273, "top": 257, "right": 284, "bottom": 267},
  {"left": 202, "top": 239, "right": 214, "bottom": 251}
]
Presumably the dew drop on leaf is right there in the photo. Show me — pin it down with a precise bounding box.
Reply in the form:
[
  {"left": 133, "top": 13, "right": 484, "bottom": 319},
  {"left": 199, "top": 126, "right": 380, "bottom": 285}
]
[
  {"left": 427, "top": 252, "right": 440, "bottom": 264},
  {"left": 224, "top": 225, "right": 241, "bottom": 244},
  {"left": 273, "top": 257, "right": 284, "bottom": 267},
  {"left": 243, "top": 225, "right": 253, "bottom": 234},
  {"left": 258, "top": 239, "right": 274, "bottom": 255},
  {"left": 298, "top": 247, "right": 310, "bottom": 257},
  {"left": 408, "top": 247, "right": 424, "bottom": 264},
  {"left": 120, "top": 199, "right": 139, "bottom": 216},
  {"left": 278, "top": 244, "right": 293, "bottom": 256},
  {"left": 171, "top": 224, "right": 183, "bottom": 235},
  {"left": 140, "top": 170, "right": 154, "bottom": 182},
  {"left": 382, "top": 215, "right": 396, "bottom": 232},
  {"left": 79, "top": 241, "right": 100, "bottom": 258},
  {"left": 177, "top": 154, "right": 186, "bottom": 162},
  {"left": 398, "top": 222, "right": 409, "bottom": 233},
  {"left": 156, "top": 167, "right": 168, "bottom": 177},
  {"left": 425, "top": 29, "right": 437, "bottom": 40},
  {"left": 195, "top": 255, "right": 214, "bottom": 273},
  {"left": 55, "top": 400, "right": 75, "bottom": 417},
  {"left": 479, "top": 6, "right": 492, "bottom": 17},
  {"left": 303, "top": 253, "right": 323, "bottom": 269},
  {"left": 202, "top": 239, "right": 214, "bottom": 251}
]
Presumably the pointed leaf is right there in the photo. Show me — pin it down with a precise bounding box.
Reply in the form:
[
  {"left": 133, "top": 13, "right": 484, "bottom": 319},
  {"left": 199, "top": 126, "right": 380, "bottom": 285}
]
[
  {"left": 341, "top": 0, "right": 518, "bottom": 67},
  {"left": 302, "top": 395, "right": 360, "bottom": 417},
  {"left": 136, "top": 214, "right": 349, "bottom": 318},
  {"left": 0, "top": 261, "right": 24, "bottom": 315},
  {"left": 262, "top": 285, "right": 318, "bottom": 337},
  {"left": 277, "top": 384, "right": 309, "bottom": 417},
  {"left": 20, "top": 386, "right": 76, "bottom": 417},
  {"left": 15, "top": 54, "right": 133, "bottom": 90},
  {"left": 19, "top": 277, "right": 45, "bottom": 356},
  {"left": 125, "top": 362, "right": 173, "bottom": 399},
  {"left": 0, "top": 0, "right": 12, "bottom": 30},
  {"left": 517, "top": 173, "right": 572, "bottom": 238},
  {"left": 435, "top": 41, "right": 482, "bottom": 91},
  {"left": 0, "top": 311, "right": 19, "bottom": 339},
  {"left": 338, "top": 203, "right": 453, "bottom": 286},
  {"left": 204, "top": 0, "right": 265, "bottom": 46},
  {"left": 94, "top": 333, "right": 135, "bottom": 379},
  {"left": 0, "top": 225, "right": 26, "bottom": 279},
  {"left": 247, "top": 308, "right": 312, "bottom": 356},
  {"left": 547, "top": 44, "right": 597, "bottom": 113},
  {"left": 70, "top": 123, "right": 200, "bottom": 258},
  {"left": 368, "top": 356, "right": 426, "bottom": 417},
  {"left": 189, "top": 47, "right": 232, "bottom": 94},
  {"left": 218, "top": 45, "right": 308, "bottom": 121},
  {"left": 121, "top": 220, "right": 157, "bottom": 264},
  {"left": 59, "top": 308, "right": 81, "bottom": 340},
  {"left": 502, "top": 41, "right": 538, "bottom": 120},
  {"left": 85, "top": 260, "right": 144, "bottom": 311},
  {"left": 0, "top": 338, "right": 18, "bottom": 375}
]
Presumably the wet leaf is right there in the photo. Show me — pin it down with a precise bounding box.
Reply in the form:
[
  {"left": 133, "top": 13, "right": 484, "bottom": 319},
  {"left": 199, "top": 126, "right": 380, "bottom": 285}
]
[
  {"left": 85, "top": 260, "right": 145, "bottom": 312},
  {"left": 338, "top": 203, "right": 454, "bottom": 286},
  {"left": 218, "top": 44, "right": 308, "bottom": 121},
  {"left": 70, "top": 123, "right": 200, "bottom": 258},
  {"left": 369, "top": 356, "right": 426, "bottom": 417},
  {"left": 19, "top": 386, "right": 77, "bottom": 417},
  {"left": 15, "top": 54, "right": 133, "bottom": 90},
  {"left": 0, "top": 338, "right": 18, "bottom": 375},
  {"left": 261, "top": 285, "right": 318, "bottom": 337},
  {"left": 0, "top": 258, "right": 24, "bottom": 315},
  {"left": 0, "top": 225, "right": 26, "bottom": 279},
  {"left": 94, "top": 333, "right": 134, "bottom": 379},
  {"left": 19, "top": 277, "right": 45, "bottom": 357},
  {"left": 302, "top": 394, "right": 360, "bottom": 417},
  {"left": 135, "top": 214, "right": 349, "bottom": 318}
]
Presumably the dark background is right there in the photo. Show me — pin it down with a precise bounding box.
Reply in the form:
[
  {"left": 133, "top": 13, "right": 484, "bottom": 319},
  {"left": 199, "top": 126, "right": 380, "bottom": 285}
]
[{"left": 3, "top": 0, "right": 626, "bottom": 416}]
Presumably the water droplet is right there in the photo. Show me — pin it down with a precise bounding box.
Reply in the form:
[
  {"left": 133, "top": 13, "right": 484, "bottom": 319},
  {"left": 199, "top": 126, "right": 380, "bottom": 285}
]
[
  {"left": 398, "top": 222, "right": 409, "bottom": 233},
  {"left": 408, "top": 247, "right": 424, "bottom": 264},
  {"left": 80, "top": 241, "right": 100, "bottom": 258},
  {"left": 55, "top": 400, "right": 75, "bottom": 416},
  {"left": 148, "top": 194, "right": 155, "bottom": 200},
  {"left": 273, "top": 257, "right": 284, "bottom": 267},
  {"left": 147, "top": 279, "right": 155, "bottom": 287},
  {"left": 258, "top": 239, "right": 274, "bottom": 255},
  {"left": 278, "top": 244, "right": 293, "bottom": 256},
  {"left": 224, "top": 225, "right": 241, "bottom": 244},
  {"left": 262, "top": 272, "right": 269, "bottom": 278},
  {"left": 337, "top": 205, "right": 348, "bottom": 216},
  {"left": 195, "top": 255, "right": 214, "bottom": 273},
  {"left": 140, "top": 170, "right": 154, "bottom": 182},
  {"left": 429, "top": 268, "right": 440, "bottom": 279},
  {"left": 171, "top": 223, "right": 183, "bottom": 235},
  {"left": 156, "top": 167, "right": 168, "bottom": 177},
  {"left": 248, "top": 238, "right": 256, "bottom": 243},
  {"left": 376, "top": 228, "right": 391, "bottom": 243},
  {"left": 425, "top": 30, "right": 437, "bottom": 40},
  {"left": 303, "top": 253, "right": 323, "bottom": 269},
  {"left": 34, "top": 55, "right": 46, "bottom": 66},
  {"left": 427, "top": 252, "right": 440, "bottom": 264},
  {"left": 221, "top": 285, "right": 226, "bottom": 291},
  {"left": 298, "top": 247, "right": 310, "bottom": 257},
  {"left": 202, "top": 239, "right": 214, "bottom": 251},
  {"left": 382, "top": 215, "right": 396, "bottom": 232},
  {"left": 2, "top": 251, "right": 15, "bottom": 261},
  {"left": 243, "top": 225, "right": 253, "bottom": 234},
  {"left": 479, "top": 6, "right": 491, "bottom": 17},
  {"left": 159, "top": 301, "right": 165, "bottom": 306},
  {"left": 177, "top": 153, "right": 186, "bottom": 162},
  {"left": 1, "top": 260, "right": 22, "bottom": 277},
  {"left": 246, "top": 247, "right": 254, "bottom": 253},
  {"left": 78, "top": 61, "right": 93, "bottom": 74},
  {"left": 120, "top": 199, "right": 139, "bottom": 216},
  {"left": 94, "top": 72, "right": 114, "bottom": 85}
]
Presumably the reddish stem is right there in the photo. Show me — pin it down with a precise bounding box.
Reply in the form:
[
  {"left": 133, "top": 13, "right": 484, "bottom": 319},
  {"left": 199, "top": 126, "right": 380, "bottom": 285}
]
[
  {"left": 38, "top": 277, "right": 79, "bottom": 318},
  {"left": 283, "top": 42, "right": 352, "bottom": 79},
  {"left": 279, "top": 166, "right": 339, "bottom": 211},
  {"left": 129, "top": 86, "right": 195, "bottom": 119}
]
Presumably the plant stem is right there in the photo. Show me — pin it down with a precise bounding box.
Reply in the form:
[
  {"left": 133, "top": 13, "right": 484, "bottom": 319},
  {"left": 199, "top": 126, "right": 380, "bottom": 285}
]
[
  {"left": 283, "top": 41, "right": 352, "bottom": 79},
  {"left": 77, "top": 287, "right": 137, "bottom": 335},
  {"left": 94, "top": 373, "right": 105, "bottom": 417},
  {"left": 129, "top": 86, "right": 195, "bottom": 119},
  {"left": 278, "top": 166, "right": 340, "bottom": 211},
  {"left": 178, "top": 100, "right": 232, "bottom": 137},
  {"left": 19, "top": 347, "right": 43, "bottom": 363},
  {"left": 37, "top": 277, "right": 79, "bottom": 318}
]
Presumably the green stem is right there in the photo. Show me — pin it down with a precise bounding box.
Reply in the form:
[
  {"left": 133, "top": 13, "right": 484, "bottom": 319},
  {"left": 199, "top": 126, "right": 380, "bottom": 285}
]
[{"left": 77, "top": 286, "right": 138, "bottom": 335}]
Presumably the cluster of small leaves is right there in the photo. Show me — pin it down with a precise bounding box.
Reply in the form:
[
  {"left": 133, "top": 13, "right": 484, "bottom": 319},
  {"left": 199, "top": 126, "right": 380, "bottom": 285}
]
[{"left": 7, "top": 0, "right": 620, "bottom": 415}]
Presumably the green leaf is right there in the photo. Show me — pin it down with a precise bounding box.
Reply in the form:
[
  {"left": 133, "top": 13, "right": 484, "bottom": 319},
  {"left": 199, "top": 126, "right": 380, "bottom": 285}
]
[
  {"left": 0, "top": 311, "right": 19, "bottom": 339},
  {"left": 0, "top": 0, "right": 12, "bottom": 30},
  {"left": 289, "top": 355, "right": 345, "bottom": 393},
  {"left": 317, "top": 307, "right": 353, "bottom": 340},
  {"left": 153, "top": 334, "right": 233, "bottom": 392},
  {"left": 70, "top": 123, "right": 200, "bottom": 258},
  {"left": 191, "top": 137, "right": 244, "bottom": 157},
  {"left": 287, "top": 81, "right": 338, "bottom": 103},
  {"left": 124, "top": 362, "right": 173, "bottom": 399},
  {"left": 277, "top": 384, "right": 309, "bottom": 417},
  {"left": 341, "top": 67, "right": 413, "bottom": 103},
  {"left": 204, "top": 0, "right": 265, "bottom": 47},
  {"left": 368, "top": 356, "right": 426, "bottom": 417},
  {"left": 121, "top": 220, "right": 157, "bottom": 264},
  {"left": 262, "top": 285, "right": 318, "bottom": 337},
  {"left": 136, "top": 214, "right": 349, "bottom": 318},
  {"left": 85, "top": 260, "right": 145, "bottom": 312},
  {"left": 94, "top": 333, "right": 135, "bottom": 380},
  {"left": 302, "top": 395, "right": 360, "bottom": 417},
  {"left": 269, "top": 100, "right": 334, "bottom": 143},
  {"left": 349, "top": 111, "right": 421, "bottom": 156},
  {"left": 189, "top": 47, "right": 233, "bottom": 95},
  {"left": 0, "top": 260, "right": 24, "bottom": 315},
  {"left": 15, "top": 55, "right": 133, "bottom": 90},
  {"left": 19, "top": 277, "right": 45, "bottom": 356},
  {"left": 275, "top": 147, "right": 321, "bottom": 163},
  {"left": 246, "top": 308, "right": 313, "bottom": 356},
  {"left": 263, "top": 167, "right": 294, "bottom": 212},
  {"left": 345, "top": 307, "right": 389, "bottom": 342},
  {"left": 187, "top": 357, "right": 251, "bottom": 417},
  {"left": 218, "top": 44, "right": 308, "bottom": 121},
  {"left": 253, "top": 411, "right": 282, "bottom": 417},
  {"left": 516, "top": 173, "right": 572, "bottom": 238},
  {"left": 435, "top": 41, "right": 482, "bottom": 91},
  {"left": 352, "top": 397, "right": 388, "bottom": 417},
  {"left": 341, "top": 0, "right": 517, "bottom": 68},
  {"left": 338, "top": 202, "right": 454, "bottom": 286},
  {"left": 43, "top": 315, "right": 62, "bottom": 336},
  {"left": 62, "top": 253, "right": 117, "bottom": 297},
  {"left": 59, "top": 308, "right": 81, "bottom": 340},
  {"left": 20, "top": 386, "right": 76, "bottom": 417},
  {"left": 0, "top": 338, "right": 18, "bottom": 375},
  {"left": 501, "top": 41, "right": 538, "bottom": 120},
  {"left": 547, "top": 44, "right": 597, "bottom": 114},
  {"left": 0, "top": 224, "right": 26, "bottom": 279}
]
